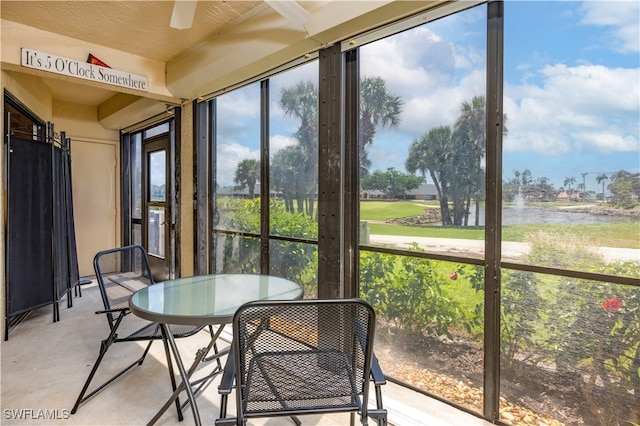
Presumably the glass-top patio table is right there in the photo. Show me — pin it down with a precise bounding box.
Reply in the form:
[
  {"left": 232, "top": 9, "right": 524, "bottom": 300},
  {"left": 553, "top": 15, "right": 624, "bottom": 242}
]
[{"left": 129, "top": 274, "right": 303, "bottom": 426}]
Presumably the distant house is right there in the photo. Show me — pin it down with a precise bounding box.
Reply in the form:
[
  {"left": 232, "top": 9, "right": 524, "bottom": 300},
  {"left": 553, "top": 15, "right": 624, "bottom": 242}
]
[
  {"left": 406, "top": 184, "right": 439, "bottom": 200},
  {"left": 360, "top": 189, "right": 385, "bottom": 200},
  {"left": 218, "top": 184, "right": 281, "bottom": 199},
  {"left": 556, "top": 190, "right": 579, "bottom": 201},
  {"left": 360, "top": 184, "right": 439, "bottom": 200}
]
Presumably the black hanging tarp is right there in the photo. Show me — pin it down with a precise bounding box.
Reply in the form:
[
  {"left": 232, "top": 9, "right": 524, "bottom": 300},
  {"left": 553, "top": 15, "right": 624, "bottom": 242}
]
[
  {"left": 6, "top": 137, "right": 55, "bottom": 316},
  {"left": 5, "top": 126, "right": 80, "bottom": 336},
  {"left": 54, "top": 135, "right": 80, "bottom": 308}
]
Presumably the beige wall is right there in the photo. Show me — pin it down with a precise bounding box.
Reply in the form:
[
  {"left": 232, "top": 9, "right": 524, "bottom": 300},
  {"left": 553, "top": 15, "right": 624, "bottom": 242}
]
[
  {"left": 179, "top": 103, "right": 194, "bottom": 277},
  {"left": 68, "top": 139, "right": 119, "bottom": 276},
  {"left": 3, "top": 70, "right": 53, "bottom": 120},
  {"left": 53, "top": 100, "right": 120, "bottom": 276}
]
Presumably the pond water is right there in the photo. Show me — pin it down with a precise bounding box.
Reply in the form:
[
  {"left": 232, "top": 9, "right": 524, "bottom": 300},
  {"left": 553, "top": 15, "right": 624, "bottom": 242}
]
[{"left": 473, "top": 205, "right": 639, "bottom": 226}]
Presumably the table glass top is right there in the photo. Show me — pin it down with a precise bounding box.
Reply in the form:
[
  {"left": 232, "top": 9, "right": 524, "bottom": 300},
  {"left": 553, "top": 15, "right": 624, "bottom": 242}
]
[{"left": 129, "top": 274, "right": 303, "bottom": 325}]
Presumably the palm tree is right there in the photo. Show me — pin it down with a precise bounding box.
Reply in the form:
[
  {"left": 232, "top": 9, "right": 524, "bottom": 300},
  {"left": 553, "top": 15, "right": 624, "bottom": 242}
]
[
  {"left": 406, "top": 125, "right": 453, "bottom": 225},
  {"left": 453, "top": 96, "right": 487, "bottom": 226},
  {"left": 271, "top": 146, "right": 309, "bottom": 214},
  {"left": 277, "top": 77, "right": 401, "bottom": 215},
  {"left": 406, "top": 96, "right": 494, "bottom": 226},
  {"left": 596, "top": 173, "right": 608, "bottom": 202},
  {"left": 279, "top": 81, "right": 318, "bottom": 154},
  {"left": 278, "top": 81, "right": 319, "bottom": 217},
  {"left": 359, "top": 76, "right": 402, "bottom": 173},
  {"left": 563, "top": 177, "right": 576, "bottom": 190},
  {"left": 580, "top": 172, "right": 588, "bottom": 199},
  {"left": 521, "top": 169, "right": 533, "bottom": 188},
  {"left": 563, "top": 176, "right": 576, "bottom": 199},
  {"left": 234, "top": 158, "right": 260, "bottom": 199}
]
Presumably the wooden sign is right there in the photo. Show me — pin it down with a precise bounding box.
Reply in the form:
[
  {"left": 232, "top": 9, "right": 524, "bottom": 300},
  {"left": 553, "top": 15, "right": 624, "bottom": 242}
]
[{"left": 21, "top": 48, "right": 148, "bottom": 91}]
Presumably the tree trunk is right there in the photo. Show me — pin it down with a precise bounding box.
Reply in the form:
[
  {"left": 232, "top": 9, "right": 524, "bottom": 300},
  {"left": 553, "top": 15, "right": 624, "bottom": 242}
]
[
  {"left": 452, "top": 199, "right": 466, "bottom": 226},
  {"left": 296, "top": 196, "right": 304, "bottom": 214},
  {"left": 430, "top": 171, "right": 452, "bottom": 226},
  {"left": 474, "top": 200, "right": 480, "bottom": 226},
  {"left": 307, "top": 196, "right": 315, "bottom": 218},
  {"left": 463, "top": 196, "right": 470, "bottom": 226}
]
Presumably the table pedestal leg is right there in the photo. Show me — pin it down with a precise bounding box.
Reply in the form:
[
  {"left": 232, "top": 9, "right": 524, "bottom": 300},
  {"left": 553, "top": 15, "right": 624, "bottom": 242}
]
[
  {"left": 147, "top": 325, "right": 228, "bottom": 426},
  {"left": 151, "top": 325, "right": 201, "bottom": 426}
]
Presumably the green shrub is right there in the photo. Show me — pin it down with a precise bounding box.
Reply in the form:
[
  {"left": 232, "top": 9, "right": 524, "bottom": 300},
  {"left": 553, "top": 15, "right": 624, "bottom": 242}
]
[
  {"left": 215, "top": 198, "right": 318, "bottom": 294},
  {"left": 360, "top": 245, "right": 473, "bottom": 338},
  {"left": 503, "top": 231, "right": 640, "bottom": 424}
]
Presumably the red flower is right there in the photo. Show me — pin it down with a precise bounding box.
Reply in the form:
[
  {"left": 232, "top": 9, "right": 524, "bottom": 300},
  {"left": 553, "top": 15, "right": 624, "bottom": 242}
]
[{"left": 601, "top": 297, "right": 624, "bottom": 313}]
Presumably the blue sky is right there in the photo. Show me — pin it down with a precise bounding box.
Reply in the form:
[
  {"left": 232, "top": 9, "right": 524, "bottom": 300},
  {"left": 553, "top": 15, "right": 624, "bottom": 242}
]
[{"left": 215, "top": 1, "right": 639, "bottom": 194}]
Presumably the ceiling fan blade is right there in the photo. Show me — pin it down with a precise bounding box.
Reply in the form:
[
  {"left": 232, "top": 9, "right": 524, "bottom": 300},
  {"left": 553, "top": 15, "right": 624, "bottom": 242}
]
[
  {"left": 170, "top": 0, "right": 197, "bottom": 30},
  {"left": 265, "top": 0, "right": 310, "bottom": 28}
]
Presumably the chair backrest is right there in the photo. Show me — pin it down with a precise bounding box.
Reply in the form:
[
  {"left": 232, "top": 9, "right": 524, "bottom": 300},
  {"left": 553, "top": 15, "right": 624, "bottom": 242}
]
[
  {"left": 93, "top": 245, "right": 154, "bottom": 328},
  {"left": 232, "top": 298, "right": 376, "bottom": 419}
]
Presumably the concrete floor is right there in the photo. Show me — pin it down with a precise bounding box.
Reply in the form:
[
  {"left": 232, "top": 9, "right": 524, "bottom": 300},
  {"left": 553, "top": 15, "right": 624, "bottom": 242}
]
[{"left": 1, "top": 280, "right": 492, "bottom": 426}]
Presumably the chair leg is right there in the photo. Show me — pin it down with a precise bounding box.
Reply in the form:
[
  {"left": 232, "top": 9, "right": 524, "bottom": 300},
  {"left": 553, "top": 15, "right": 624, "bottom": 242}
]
[
  {"left": 71, "top": 337, "right": 111, "bottom": 414},
  {"left": 370, "top": 382, "right": 387, "bottom": 426},
  {"left": 71, "top": 315, "right": 153, "bottom": 414},
  {"left": 138, "top": 340, "right": 154, "bottom": 365},
  {"left": 219, "top": 393, "right": 228, "bottom": 419},
  {"left": 203, "top": 325, "right": 224, "bottom": 371}
]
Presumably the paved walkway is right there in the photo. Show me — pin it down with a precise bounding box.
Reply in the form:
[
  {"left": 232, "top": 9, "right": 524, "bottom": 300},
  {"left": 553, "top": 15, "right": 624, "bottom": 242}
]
[{"left": 369, "top": 234, "right": 640, "bottom": 264}]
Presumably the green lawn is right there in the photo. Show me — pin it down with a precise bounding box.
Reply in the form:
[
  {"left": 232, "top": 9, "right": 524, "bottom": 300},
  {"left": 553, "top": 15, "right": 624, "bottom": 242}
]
[
  {"left": 361, "top": 200, "right": 640, "bottom": 248},
  {"left": 360, "top": 200, "right": 431, "bottom": 220},
  {"left": 367, "top": 223, "right": 485, "bottom": 240}
]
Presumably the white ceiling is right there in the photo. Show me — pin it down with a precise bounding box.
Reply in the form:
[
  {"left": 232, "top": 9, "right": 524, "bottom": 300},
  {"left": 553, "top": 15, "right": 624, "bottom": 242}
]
[{"left": 1, "top": 0, "right": 264, "bottom": 105}]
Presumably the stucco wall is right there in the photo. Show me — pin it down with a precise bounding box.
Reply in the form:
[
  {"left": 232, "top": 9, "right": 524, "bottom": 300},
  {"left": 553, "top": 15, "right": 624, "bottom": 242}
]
[
  {"left": 3, "top": 70, "right": 53, "bottom": 120},
  {"left": 179, "top": 103, "right": 194, "bottom": 277},
  {"left": 53, "top": 100, "right": 120, "bottom": 276}
]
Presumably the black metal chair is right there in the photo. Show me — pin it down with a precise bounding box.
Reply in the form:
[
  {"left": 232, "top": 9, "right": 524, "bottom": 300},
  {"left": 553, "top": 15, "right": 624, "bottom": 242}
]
[
  {"left": 71, "top": 245, "right": 205, "bottom": 419},
  {"left": 216, "top": 299, "right": 387, "bottom": 426}
]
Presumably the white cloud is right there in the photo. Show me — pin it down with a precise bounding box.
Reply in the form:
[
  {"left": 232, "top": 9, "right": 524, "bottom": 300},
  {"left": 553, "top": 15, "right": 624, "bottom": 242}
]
[
  {"left": 580, "top": 1, "right": 640, "bottom": 53},
  {"left": 572, "top": 132, "right": 638, "bottom": 152},
  {"left": 216, "top": 142, "right": 259, "bottom": 186},
  {"left": 214, "top": 135, "right": 298, "bottom": 187},
  {"left": 504, "top": 63, "right": 640, "bottom": 155},
  {"left": 401, "top": 86, "right": 471, "bottom": 134},
  {"left": 360, "top": 26, "right": 486, "bottom": 137},
  {"left": 361, "top": 26, "right": 458, "bottom": 99},
  {"left": 541, "top": 64, "right": 639, "bottom": 112},
  {"left": 269, "top": 134, "right": 297, "bottom": 154},
  {"left": 217, "top": 86, "right": 260, "bottom": 118}
]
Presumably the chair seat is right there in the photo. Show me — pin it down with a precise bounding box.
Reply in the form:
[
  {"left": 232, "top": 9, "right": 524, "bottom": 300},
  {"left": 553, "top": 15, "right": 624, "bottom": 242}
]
[
  {"left": 216, "top": 299, "right": 387, "bottom": 426},
  {"left": 125, "top": 322, "right": 203, "bottom": 341},
  {"left": 245, "top": 349, "right": 359, "bottom": 414},
  {"left": 71, "top": 244, "right": 205, "bottom": 420}
]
